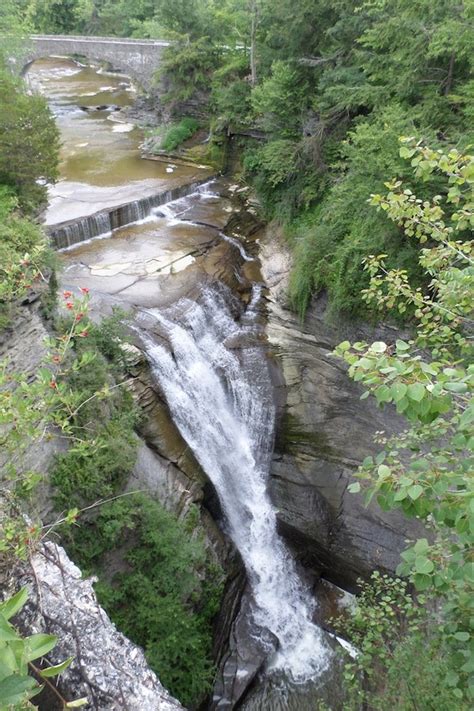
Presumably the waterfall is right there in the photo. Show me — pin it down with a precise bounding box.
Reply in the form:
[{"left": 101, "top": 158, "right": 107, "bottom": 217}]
[
  {"left": 219, "top": 231, "right": 255, "bottom": 262},
  {"left": 138, "top": 284, "right": 329, "bottom": 682}
]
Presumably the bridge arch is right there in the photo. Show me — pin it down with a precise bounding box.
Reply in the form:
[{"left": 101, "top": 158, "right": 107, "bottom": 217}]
[{"left": 19, "top": 35, "right": 170, "bottom": 91}]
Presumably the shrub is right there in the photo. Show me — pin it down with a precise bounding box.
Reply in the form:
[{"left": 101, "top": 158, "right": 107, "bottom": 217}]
[
  {"left": 332, "top": 572, "right": 468, "bottom": 711},
  {"left": 50, "top": 412, "right": 138, "bottom": 508},
  {"left": 66, "top": 496, "right": 224, "bottom": 708},
  {"left": 158, "top": 38, "right": 221, "bottom": 107},
  {"left": 0, "top": 188, "right": 52, "bottom": 330},
  {"left": 160, "top": 118, "right": 200, "bottom": 152},
  {"left": 50, "top": 309, "right": 140, "bottom": 508}
]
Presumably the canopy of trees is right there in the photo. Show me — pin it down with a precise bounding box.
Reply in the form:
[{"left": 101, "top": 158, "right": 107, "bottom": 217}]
[{"left": 15, "top": 0, "right": 473, "bottom": 317}]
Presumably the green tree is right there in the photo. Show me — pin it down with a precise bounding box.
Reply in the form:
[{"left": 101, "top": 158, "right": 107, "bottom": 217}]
[
  {"left": 251, "top": 60, "right": 309, "bottom": 137},
  {"left": 240, "top": 0, "right": 474, "bottom": 317},
  {"left": 336, "top": 140, "right": 473, "bottom": 702},
  {"left": 0, "top": 68, "right": 59, "bottom": 212},
  {"left": 66, "top": 496, "right": 224, "bottom": 707},
  {"left": 27, "top": 0, "right": 81, "bottom": 34}
]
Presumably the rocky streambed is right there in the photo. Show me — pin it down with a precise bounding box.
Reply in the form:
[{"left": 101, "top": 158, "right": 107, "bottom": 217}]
[{"left": 3, "top": 56, "right": 422, "bottom": 711}]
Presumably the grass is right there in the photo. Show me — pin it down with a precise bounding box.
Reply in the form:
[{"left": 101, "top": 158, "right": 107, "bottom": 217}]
[{"left": 160, "top": 117, "right": 200, "bottom": 152}]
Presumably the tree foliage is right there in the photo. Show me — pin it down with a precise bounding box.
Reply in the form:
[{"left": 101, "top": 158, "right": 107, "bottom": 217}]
[
  {"left": 336, "top": 142, "right": 473, "bottom": 702},
  {"left": 0, "top": 68, "right": 59, "bottom": 213},
  {"left": 66, "top": 496, "right": 224, "bottom": 708}
]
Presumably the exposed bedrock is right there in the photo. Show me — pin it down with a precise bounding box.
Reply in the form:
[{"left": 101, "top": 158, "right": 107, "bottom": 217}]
[
  {"left": 260, "top": 231, "right": 423, "bottom": 589},
  {"left": 4, "top": 542, "right": 184, "bottom": 711}
]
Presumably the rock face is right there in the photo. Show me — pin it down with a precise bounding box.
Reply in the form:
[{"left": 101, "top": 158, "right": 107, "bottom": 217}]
[
  {"left": 260, "top": 231, "right": 422, "bottom": 589},
  {"left": 211, "top": 583, "right": 278, "bottom": 711},
  {"left": 0, "top": 298, "right": 68, "bottom": 520},
  {"left": 10, "top": 541, "right": 184, "bottom": 711}
]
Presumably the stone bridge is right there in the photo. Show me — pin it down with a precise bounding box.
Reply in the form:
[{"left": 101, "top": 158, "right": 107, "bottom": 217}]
[{"left": 20, "top": 35, "right": 171, "bottom": 90}]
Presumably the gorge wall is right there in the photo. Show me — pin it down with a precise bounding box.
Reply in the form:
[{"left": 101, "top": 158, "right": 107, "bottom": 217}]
[{"left": 261, "top": 231, "right": 422, "bottom": 590}]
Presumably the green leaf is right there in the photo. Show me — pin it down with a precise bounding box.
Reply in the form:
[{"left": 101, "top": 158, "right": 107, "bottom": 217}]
[
  {"left": 454, "top": 631, "right": 470, "bottom": 642},
  {"left": 394, "top": 489, "right": 408, "bottom": 501},
  {"left": 348, "top": 482, "right": 361, "bottom": 493},
  {"left": 408, "top": 484, "right": 423, "bottom": 500},
  {"left": 371, "top": 341, "right": 387, "bottom": 353},
  {"left": 445, "top": 381, "right": 468, "bottom": 393},
  {"left": 374, "top": 385, "right": 391, "bottom": 403},
  {"left": 413, "top": 538, "right": 429, "bottom": 553},
  {"left": 40, "top": 656, "right": 73, "bottom": 678},
  {"left": 396, "top": 397, "right": 409, "bottom": 413},
  {"left": 0, "top": 644, "right": 19, "bottom": 676},
  {"left": 413, "top": 573, "right": 432, "bottom": 591},
  {"left": 391, "top": 382, "right": 407, "bottom": 402},
  {"left": 24, "top": 634, "right": 57, "bottom": 662},
  {"left": 377, "top": 464, "right": 391, "bottom": 480},
  {"left": 37, "top": 368, "right": 53, "bottom": 383},
  {"left": 337, "top": 341, "right": 351, "bottom": 353},
  {"left": 0, "top": 674, "right": 37, "bottom": 705},
  {"left": 0, "top": 616, "right": 18, "bottom": 642},
  {"left": 415, "top": 556, "right": 434, "bottom": 574},
  {"left": 0, "top": 589, "right": 28, "bottom": 621},
  {"left": 407, "top": 383, "right": 425, "bottom": 402},
  {"left": 396, "top": 339, "right": 410, "bottom": 351}
]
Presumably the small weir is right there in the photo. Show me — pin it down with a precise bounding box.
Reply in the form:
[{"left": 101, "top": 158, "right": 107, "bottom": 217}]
[{"left": 47, "top": 177, "right": 214, "bottom": 249}]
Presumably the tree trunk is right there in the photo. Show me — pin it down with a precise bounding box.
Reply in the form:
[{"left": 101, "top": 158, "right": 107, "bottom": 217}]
[
  {"left": 444, "top": 51, "right": 456, "bottom": 95},
  {"left": 249, "top": 0, "right": 258, "bottom": 87}
]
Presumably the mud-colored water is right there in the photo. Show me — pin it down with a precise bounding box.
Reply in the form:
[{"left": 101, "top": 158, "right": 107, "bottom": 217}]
[{"left": 26, "top": 57, "right": 209, "bottom": 224}]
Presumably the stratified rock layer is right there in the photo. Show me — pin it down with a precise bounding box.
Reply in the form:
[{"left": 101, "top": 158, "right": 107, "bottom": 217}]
[
  {"left": 261, "top": 231, "right": 422, "bottom": 588},
  {"left": 11, "top": 541, "right": 184, "bottom": 711}
]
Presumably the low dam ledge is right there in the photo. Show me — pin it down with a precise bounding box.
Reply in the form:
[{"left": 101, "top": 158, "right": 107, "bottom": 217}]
[{"left": 47, "top": 176, "right": 214, "bottom": 250}]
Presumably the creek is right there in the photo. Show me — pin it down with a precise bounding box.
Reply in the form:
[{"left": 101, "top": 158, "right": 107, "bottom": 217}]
[{"left": 27, "top": 56, "right": 337, "bottom": 709}]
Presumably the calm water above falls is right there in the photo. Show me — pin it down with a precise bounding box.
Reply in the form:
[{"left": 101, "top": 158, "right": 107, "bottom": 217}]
[{"left": 26, "top": 57, "right": 208, "bottom": 225}]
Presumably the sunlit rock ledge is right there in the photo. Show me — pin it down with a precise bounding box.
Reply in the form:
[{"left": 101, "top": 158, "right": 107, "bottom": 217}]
[{"left": 7, "top": 541, "right": 184, "bottom": 711}]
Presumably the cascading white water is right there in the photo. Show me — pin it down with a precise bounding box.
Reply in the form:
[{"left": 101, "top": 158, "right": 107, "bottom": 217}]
[
  {"left": 51, "top": 180, "right": 213, "bottom": 249},
  {"left": 138, "top": 284, "right": 329, "bottom": 682},
  {"left": 219, "top": 231, "right": 255, "bottom": 262}
]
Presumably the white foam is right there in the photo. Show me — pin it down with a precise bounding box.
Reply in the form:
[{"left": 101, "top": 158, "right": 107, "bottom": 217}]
[
  {"left": 138, "top": 286, "right": 330, "bottom": 683},
  {"left": 112, "top": 123, "right": 135, "bottom": 133}
]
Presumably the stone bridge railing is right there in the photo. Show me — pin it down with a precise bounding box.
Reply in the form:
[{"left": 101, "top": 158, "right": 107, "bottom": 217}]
[{"left": 20, "top": 34, "right": 171, "bottom": 90}]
